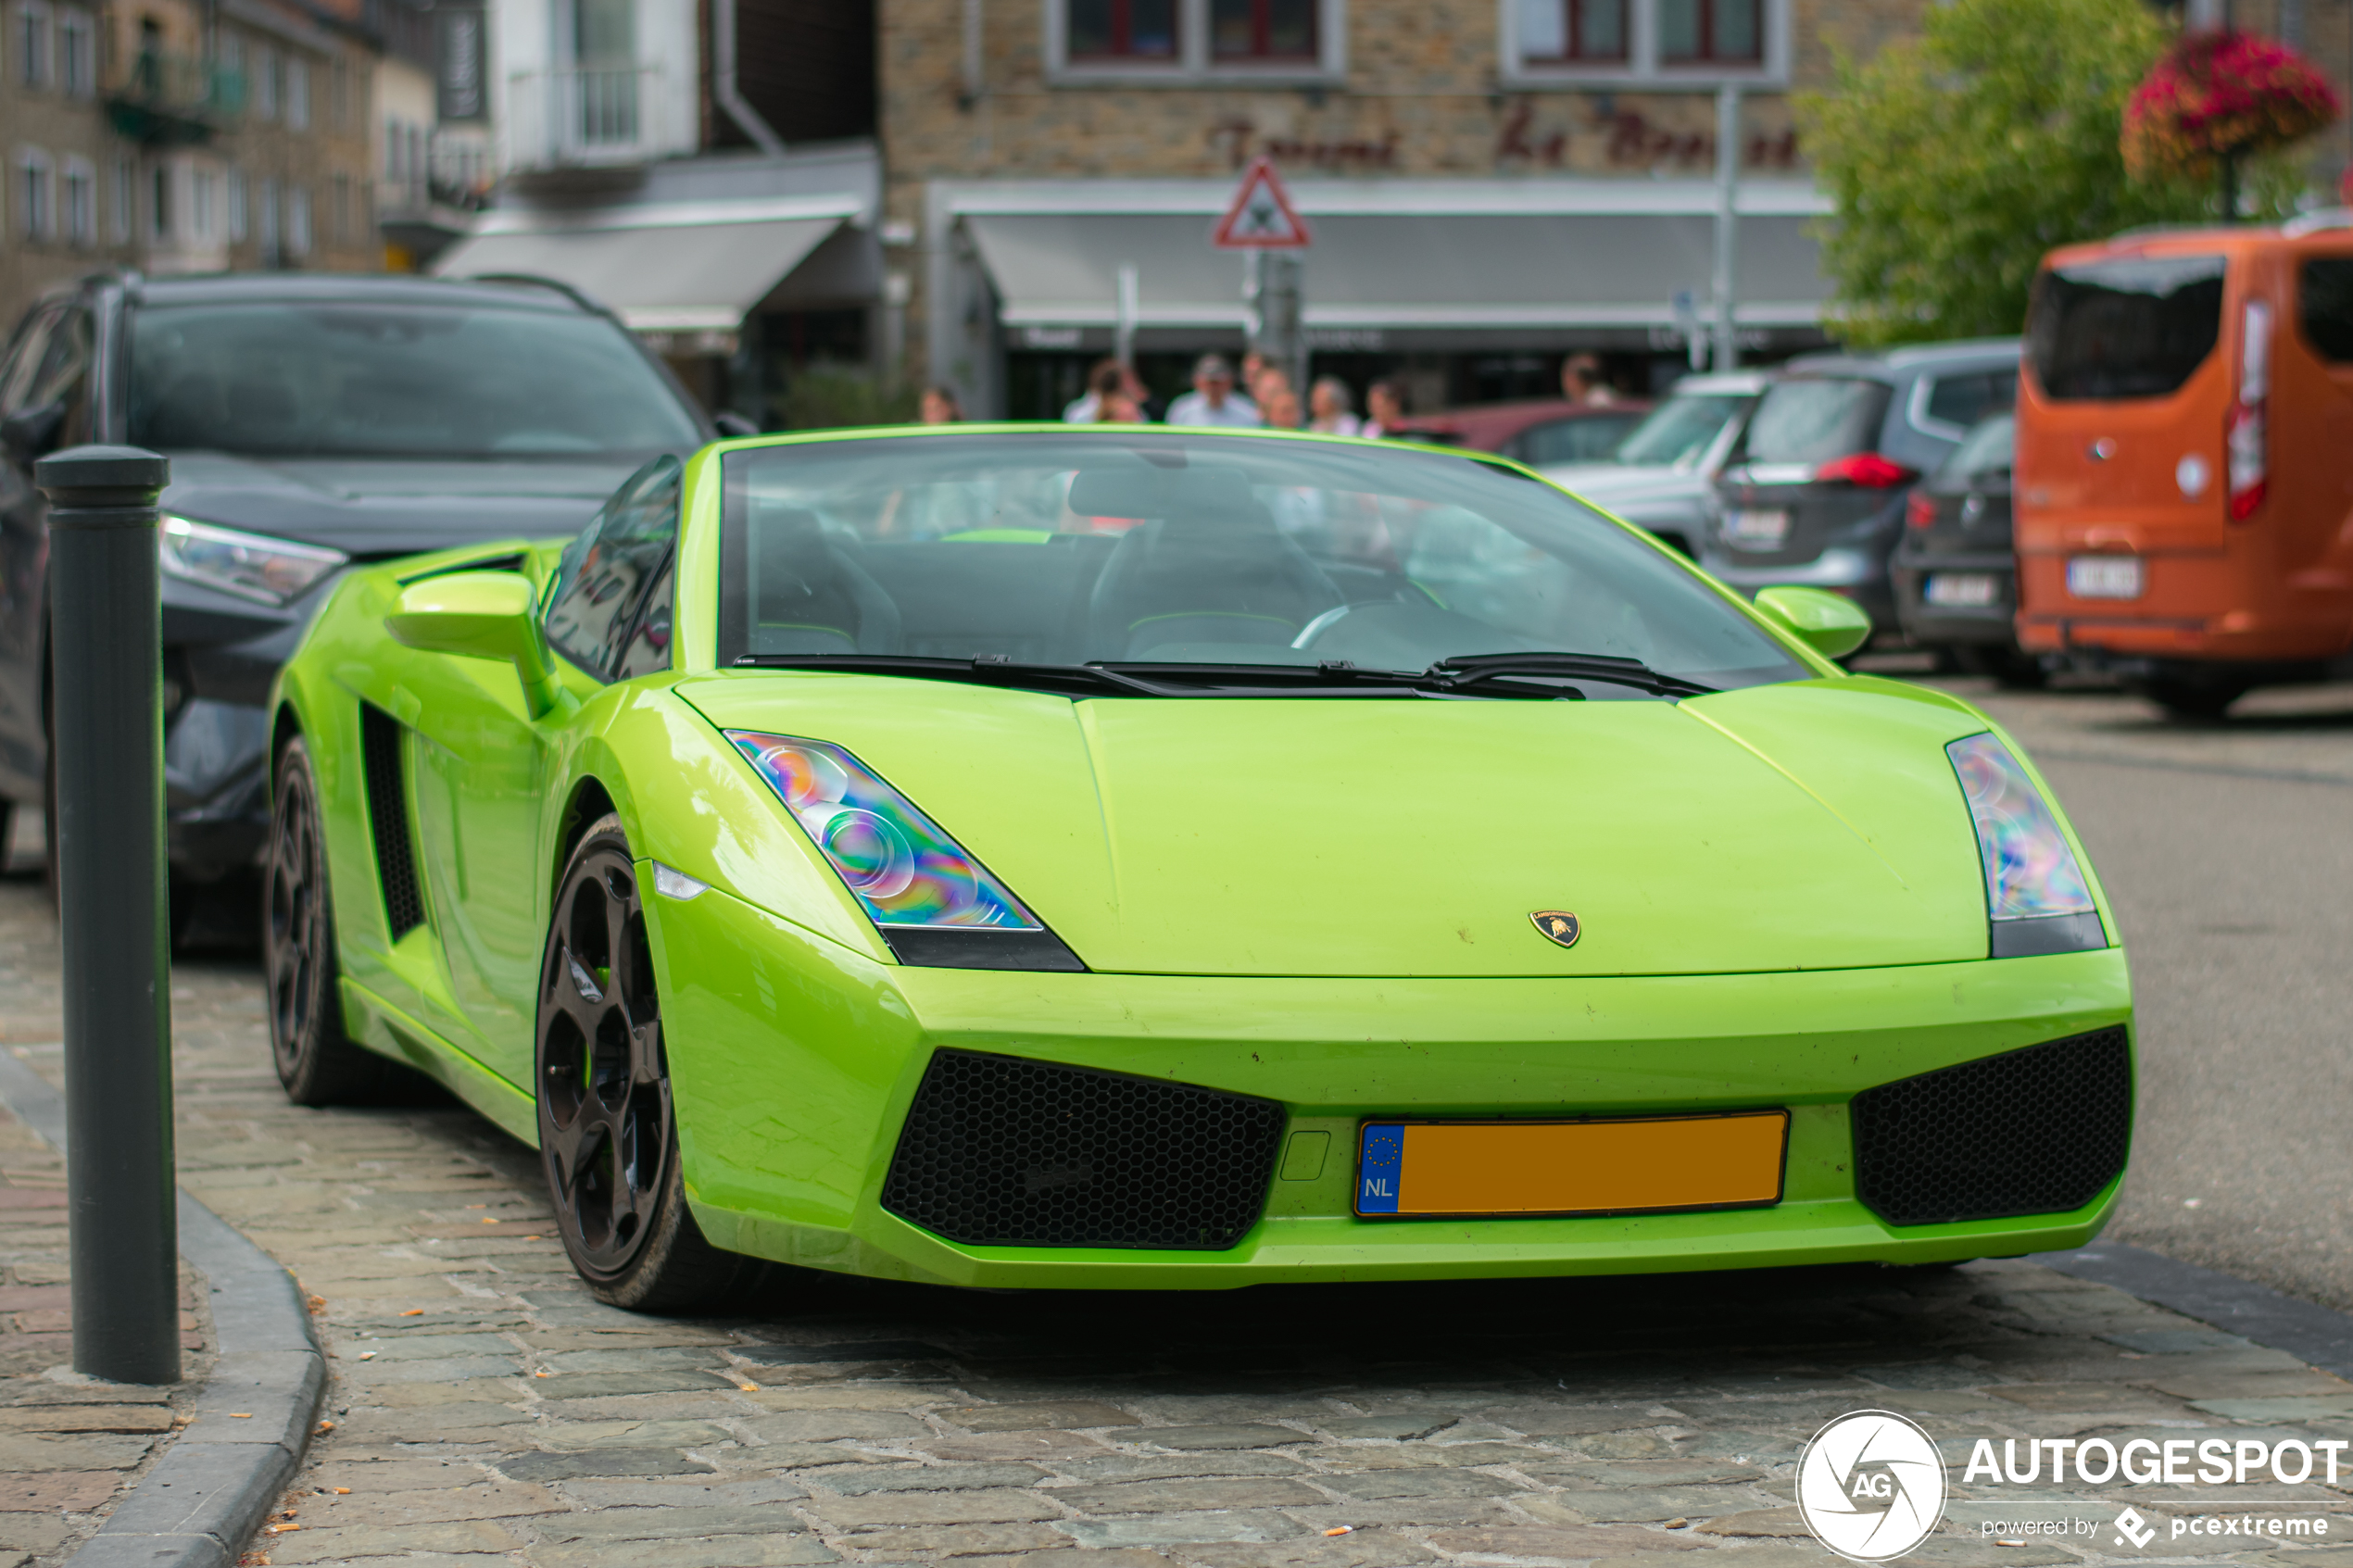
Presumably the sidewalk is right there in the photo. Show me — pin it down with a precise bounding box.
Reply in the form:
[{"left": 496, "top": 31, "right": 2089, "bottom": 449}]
[{"left": 4, "top": 872, "right": 2353, "bottom": 1568}]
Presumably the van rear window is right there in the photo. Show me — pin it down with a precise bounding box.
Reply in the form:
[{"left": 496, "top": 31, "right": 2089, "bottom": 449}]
[
  {"left": 2027, "top": 255, "right": 2225, "bottom": 400},
  {"left": 2298, "top": 257, "right": 2353, "bottom": 362}
]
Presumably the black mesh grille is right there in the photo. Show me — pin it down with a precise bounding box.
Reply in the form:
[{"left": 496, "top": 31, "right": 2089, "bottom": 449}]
[
  {"left": 1852, "top": 1027, "right": 2133, "bottom": 1227},
  {"left": 359, "top": 703, "right": 423, "bottom": 940},
  {"left": 882, "top": 1049, "right": 1285, "bottom": 1249}
]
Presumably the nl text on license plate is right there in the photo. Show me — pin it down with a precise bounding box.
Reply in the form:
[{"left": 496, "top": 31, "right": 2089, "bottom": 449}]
[
  {"left": 1725, "top": 508, "right": 1792, "bottom": 546},
  {"left": 2067, "top": 556, "right": 2144, "bottom": 599},
  {"left": 1355, "top": 1111, "right": 1788, "bottom": 1218},
  {"left": 1925, "top": 572, "right": 2001, "bottom": 608}
]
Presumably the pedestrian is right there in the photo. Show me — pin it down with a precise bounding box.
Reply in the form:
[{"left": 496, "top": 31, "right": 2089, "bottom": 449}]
[
  {"left": 1063, "top": 356, "right": 1124, "bottom": 422},
  {"left": 1165, "top": 353, "right": 1262, "bottom": 428},
  {"left": 1308, "top": 376, "right": 1361, "bottom": 436},
  {"left": 1094, "top": 384, "right": 1145, "bottom": 423},
  {"left": 919, "top": 385, "right": 963, "bottom": 424},
  {"left": 1561, "top": 353, "right": 1618, "bottom": 407},
  {"left": 1118, "top": 361, "right": 1163, "bottom": 422},
  {"left": 1362, "top": 380, "right": 1405, "bottom": 439},
  {"left": 1251, "top": 363, "right": 1292, "bottom": 411},
  {"left": 1263, "top": 385, "right": 1304, "bottom": 430}
]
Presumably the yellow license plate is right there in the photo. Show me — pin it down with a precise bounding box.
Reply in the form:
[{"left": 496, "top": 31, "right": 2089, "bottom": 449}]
[{"left": 1354, "top": 1111, "right": 1789, "bottom": 1218}]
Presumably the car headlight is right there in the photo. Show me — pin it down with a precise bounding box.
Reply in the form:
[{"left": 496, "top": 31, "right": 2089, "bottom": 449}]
[
  {"left": 1947, "top": 732, "right": 2107, "bottom": 958},
  {"left": 158, "top": 516, "right": 347, "bottom": 607},
  {"left": 726, "top": 734, "right": 1085, "bottom": 974}
]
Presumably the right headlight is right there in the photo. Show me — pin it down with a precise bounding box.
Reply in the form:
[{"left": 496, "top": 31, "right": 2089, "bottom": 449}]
[
  {"left": 1947, "top": 732, "right": 2108, "bottom": 958},
  {"left": 158, "top": 516, "right": 347, "bottom": 607}
]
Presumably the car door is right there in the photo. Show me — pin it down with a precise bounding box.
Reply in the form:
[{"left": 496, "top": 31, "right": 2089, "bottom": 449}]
[
  {"left": 0, "top": 302, "right": 77, "bottom": 800},
  {"left": 407, "top": 457, "right": 680, "bottom": 1088}
]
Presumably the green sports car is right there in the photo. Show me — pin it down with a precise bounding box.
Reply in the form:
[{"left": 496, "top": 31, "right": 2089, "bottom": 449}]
[{"left": 262, "top": 425, "right": 2133, "bottom": 1309}]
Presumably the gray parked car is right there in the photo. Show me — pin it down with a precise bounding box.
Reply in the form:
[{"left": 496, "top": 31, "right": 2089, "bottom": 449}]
[
  {"left": 1702, "top": 340, "right": 2020, "bottom": 632},
  {"left": 1890, "top": 412, "right": 2038, "bottom": 684},
  {"left": 1537, "top": 371, "right": 1768, "bottom": 558}
]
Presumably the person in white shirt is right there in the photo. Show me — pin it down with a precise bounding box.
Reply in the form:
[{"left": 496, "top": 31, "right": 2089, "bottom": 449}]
[
  {"left": 1063, "top": 356, "right": 1122, "bottom": 422},
  {"left": 1361, "top": 380, "right": 1405, "bottom": 439},
  {"left": 1164, "top": 354, "right": 1262, "bottom": 428},
  {"left": 1308, "top": 376, "right": 1362, "bottom": 436}
]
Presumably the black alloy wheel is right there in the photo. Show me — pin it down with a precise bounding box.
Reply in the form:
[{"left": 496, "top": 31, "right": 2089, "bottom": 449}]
[
  {"left": 535, "top": 813, "right": 750, "bottom": 1310},
  {"left": 266, "top": 737, "right": 398, "bottom": 1104}
]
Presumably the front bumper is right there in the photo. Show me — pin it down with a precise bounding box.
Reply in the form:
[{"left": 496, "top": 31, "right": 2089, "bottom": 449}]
[{"left": 655, "top": 885, "right": 2133, "bottom": 1290}]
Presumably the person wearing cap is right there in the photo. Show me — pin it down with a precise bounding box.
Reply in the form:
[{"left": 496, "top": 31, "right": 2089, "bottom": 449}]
[{"left": 1165, "top": 353, "right": 1262, "bottom": 428}]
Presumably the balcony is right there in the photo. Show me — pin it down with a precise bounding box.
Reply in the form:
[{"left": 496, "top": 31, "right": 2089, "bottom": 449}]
[
  {"left": 106, "top": 51, "right": 243, "bottom": 145},
  {"left": 507, "top": 66, "right": 669, "bottom": 176}
]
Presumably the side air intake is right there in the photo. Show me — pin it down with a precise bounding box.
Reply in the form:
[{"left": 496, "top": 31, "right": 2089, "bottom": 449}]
[{"left": 359, "top": 703, "right": 424, "bottom": 940}]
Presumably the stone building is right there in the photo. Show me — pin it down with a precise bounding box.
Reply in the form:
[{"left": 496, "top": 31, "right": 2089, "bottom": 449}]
[
  {"left": 0, "top": 0, "right": 380, "bottom": 332},
  {"left": 882, "top": 0, "right": 1920, "bottom": 417}
]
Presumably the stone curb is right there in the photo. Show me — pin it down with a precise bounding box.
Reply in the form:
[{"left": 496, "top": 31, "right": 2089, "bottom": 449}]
[
  {"left": 0, "top": 1047, "right": 324, "bottom": 1568},
  {"left": 2036, "top": 1241, "right": 2353, "bottom": 1380}
]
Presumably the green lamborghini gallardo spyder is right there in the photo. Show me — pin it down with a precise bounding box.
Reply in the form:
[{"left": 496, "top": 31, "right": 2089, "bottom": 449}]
[{"left": 262, "top": 424, "right": 2133, "bottom": 1308}]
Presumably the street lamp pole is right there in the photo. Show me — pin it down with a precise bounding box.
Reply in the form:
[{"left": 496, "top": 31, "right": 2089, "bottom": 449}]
[
  {"left": 39, "top": 445, "right": 179, "bottom": 1387},
  {"left": 1713, "top": 82, "right": 1743, "bottom": 372}
]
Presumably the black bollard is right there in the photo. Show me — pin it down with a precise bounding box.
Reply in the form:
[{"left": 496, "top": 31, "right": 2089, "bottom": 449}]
[{"left": 39, "top": 445, "right": 178, "bottom": 1386}]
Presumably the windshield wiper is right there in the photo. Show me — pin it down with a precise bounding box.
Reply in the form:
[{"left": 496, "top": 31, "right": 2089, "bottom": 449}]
[
  {"left": 1423, "top": 652, "right": 1717, "bottom": 699},
  {"left": 732, "top": 654, "right": 1168, "bottom": 698}
]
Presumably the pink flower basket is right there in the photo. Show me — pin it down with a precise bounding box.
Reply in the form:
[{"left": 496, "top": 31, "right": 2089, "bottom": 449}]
[{"left": 2123, "top": 31, "right": 2341, "bottom": 181}]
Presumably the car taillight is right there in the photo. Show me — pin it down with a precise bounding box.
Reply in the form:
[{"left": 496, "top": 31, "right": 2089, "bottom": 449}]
[
  {"left": 1816, "top": 452, "right": 1919, "bottom": 488},
  {"left": 1905, "top": 492, "right": 1937, "bottom": 529},
  {"left": 2228, "top": 299, "right": 2271, "bottom": 522}
]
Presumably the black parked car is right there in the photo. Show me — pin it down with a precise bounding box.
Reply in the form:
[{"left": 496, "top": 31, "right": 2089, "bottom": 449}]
[
  {"left": 0, "top": 270, "right": 727, "bottom": 926},
  {"left": 1702, "top": 340, "right": 2019, "bottom": 633},
  {"left": 1891, "top": 412, "right": 2038, "bottom": 685}
]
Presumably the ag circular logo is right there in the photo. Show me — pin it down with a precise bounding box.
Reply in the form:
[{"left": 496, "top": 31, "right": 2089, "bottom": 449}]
[{"left": 1796, "top": 1410, "right": 1948, "bottom": 1562}]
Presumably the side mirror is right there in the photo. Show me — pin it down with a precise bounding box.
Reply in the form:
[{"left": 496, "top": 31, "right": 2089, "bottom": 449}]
[
  {"left": 3, "top": 402, "right": 67, "bottom": 465},
  {"left": 385, "top": 571, "right": 561, "bottom": 718},
  {"left": 1754, "top": 584, "right": 1873, "bottom": 662}
]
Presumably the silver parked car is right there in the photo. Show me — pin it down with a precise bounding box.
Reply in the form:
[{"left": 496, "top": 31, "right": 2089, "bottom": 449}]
[{"left": 1539, "top": 371, "right": 1768, "bottom": 558}]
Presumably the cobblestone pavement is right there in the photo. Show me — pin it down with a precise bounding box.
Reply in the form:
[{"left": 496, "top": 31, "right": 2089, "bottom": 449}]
[{"left": 8, "top": 847, "right": 2353, "bottom": 1568}]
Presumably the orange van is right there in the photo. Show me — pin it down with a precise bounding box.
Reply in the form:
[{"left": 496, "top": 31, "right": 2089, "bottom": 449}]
[{"left": 2016, "top": 219, "right": 2353, "bottom": 716}]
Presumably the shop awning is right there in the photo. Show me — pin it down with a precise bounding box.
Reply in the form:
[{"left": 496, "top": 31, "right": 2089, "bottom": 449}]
[
  {"left": 434, "top": 195, "right": 861, "bottom": 332},
  {"left": 952, "top": 179, "right": 1833, "bottom": 335}
]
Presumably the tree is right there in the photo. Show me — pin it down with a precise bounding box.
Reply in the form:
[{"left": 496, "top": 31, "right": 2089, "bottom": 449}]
[{"left": 1797, "top": 0, "right": 2226, "bottom": 346}]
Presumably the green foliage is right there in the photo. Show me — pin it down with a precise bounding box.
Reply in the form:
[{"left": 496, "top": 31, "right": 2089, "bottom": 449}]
[
  {"left": 773, "top": 364, "right": 920, "bottom": 432},
  {"left": 1796, "top": 0, "right": 2289, "bottom": 346}
]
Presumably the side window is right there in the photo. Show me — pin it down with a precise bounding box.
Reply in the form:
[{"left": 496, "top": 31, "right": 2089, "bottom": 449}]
[
  {"left": 1923, "top": 370, "right": 2016, "bottom": 433},
  {"left": 26, "top": 307, "right": 90, "bottom": 445},
  {"left": 0, "top": 306, "right": 58, "bottom": 418},
  {"left": 545, "top": 455, "right": 681, "bottom": 682},
  {"left": 2298, "top": 257, "right": 2353, "bottom": 362}
]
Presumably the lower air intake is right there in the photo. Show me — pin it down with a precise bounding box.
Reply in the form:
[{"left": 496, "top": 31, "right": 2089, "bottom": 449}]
[
  {"left": 1851, "top": 1027, "right": 2133, "bottom": 1227},
  {"left": 882, "top": 1049, "right": 1285, "bottom": 1249}
]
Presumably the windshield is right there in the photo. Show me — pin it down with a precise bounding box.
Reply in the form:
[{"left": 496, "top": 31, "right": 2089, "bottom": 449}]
[
  {"left": 716, "top": 432, "right": 1806, "bottom": 692},
  {"left": 2027, "top": 255, "right": 2225, "bottom": 400},
  {"left": 1939, "top": 413, "right": 2014, "bottom": 481},
  {"left": 1742, "top": 378, "right": 1891, "bottom": 465},
  {"left": 127, "top": 302, "right": 704, "bottom": 458},
  {"left": 1612, "top": 393, "right": 1756, "bottom": 468}
]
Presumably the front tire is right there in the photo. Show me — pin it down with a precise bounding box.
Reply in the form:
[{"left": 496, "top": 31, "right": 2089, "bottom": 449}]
[
  {"left": 267, "top": 737, "right": 401, "bottom": 1104},
  {"left": 536, "top": 814, "right": 754, "bottom": 1311}
]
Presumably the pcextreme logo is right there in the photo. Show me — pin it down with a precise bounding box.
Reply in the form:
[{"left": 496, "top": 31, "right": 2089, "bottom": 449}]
[{"left": 1797, "top": 1411, "right": 1949, "bottom": 1562}]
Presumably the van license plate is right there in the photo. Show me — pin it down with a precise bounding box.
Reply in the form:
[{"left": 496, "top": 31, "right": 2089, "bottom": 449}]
[
  {"left": 1925, "top": 573, "right": 2000, "bottom": 608},
  {"left": 2067, "top": 557, "right": 2144, "bottom": 600},
  {"left": 1725, "top": 508, "right": 1791, "bottom": 546}
]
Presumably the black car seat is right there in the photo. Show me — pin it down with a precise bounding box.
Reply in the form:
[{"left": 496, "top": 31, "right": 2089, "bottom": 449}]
[
  {"left": 1085, "top": 470, "right": 1343, "bottom": 659},
  {"left": 750, "top": 508, "right": 901, "bottom": 655}
]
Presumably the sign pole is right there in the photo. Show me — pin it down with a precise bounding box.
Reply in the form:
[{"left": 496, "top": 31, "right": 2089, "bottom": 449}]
[
  {"left": 1213, "top": 157, "right": 1313, "bottom": 395},
  {"left": 1712, "top": 84, "right": 1742, "bottom": 372},
  {"left": 40, "top": 445, "right": 179, "bottom": 1387}
]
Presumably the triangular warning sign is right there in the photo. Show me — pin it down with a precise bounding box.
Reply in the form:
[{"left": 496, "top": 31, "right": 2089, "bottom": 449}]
[{"left": 1212, "top": 158, "right": 1312, "bottom": 249}]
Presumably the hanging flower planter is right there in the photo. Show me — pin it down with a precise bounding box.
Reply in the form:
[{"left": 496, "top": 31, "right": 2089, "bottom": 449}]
[{"left": 2122, "top": 30, "right": 2340, "bottom": 191}]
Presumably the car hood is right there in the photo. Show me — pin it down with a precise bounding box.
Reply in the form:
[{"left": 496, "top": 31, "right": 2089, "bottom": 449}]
[
  {"left": 157, "top": 452, "right": 661, "bottom": 557},
  {"left": 675, "top": 673, "right": 2007, "bottom": 979}
]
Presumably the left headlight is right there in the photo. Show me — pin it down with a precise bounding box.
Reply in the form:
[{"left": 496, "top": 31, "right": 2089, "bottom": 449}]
[
  {"left": 727, "top": 731, "right": 1084, "bottom": 972},
  {"left": 1947, "top": 732, "right": 2107, "bottom": 958},
  {"left": 159, "top": 516, "right": 347, "bottom": 607}
]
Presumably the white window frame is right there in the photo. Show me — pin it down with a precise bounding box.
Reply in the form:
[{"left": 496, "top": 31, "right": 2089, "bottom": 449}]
[
  {"left": 191, "top": 166, "right": 215, "bottom": 239},
  {"left": 253, "top": 44, "right": 278, "bottom": 119},
  {"left": 258, "top": 176, "right": 279, "bottom": 260},
  {"left": 60, "top": 153, "right": 91, "bottom": 245},
  {"left": 108, "top": 155, "right": 132, "bottom": 241},
  {"left": 1498, "top": 0, "right": 1787, "bottom": 86},
  {"left": 56, "top": 7, "right": 89, "bottom": 96},
  {"left": 1046, "top": 0, "right": 1347, "bottom": 85},
  {"left": 285, "top": 57, "right": 308, "bottom": 129},
  {"left": 226, "top": 165, "right": 246, "bottom": 242},
  {"left": 18, "top": 147, "right": 53, "bottom": 242},
  {"left": 16, "top": 1, "right": 48, "bottom": 89}
]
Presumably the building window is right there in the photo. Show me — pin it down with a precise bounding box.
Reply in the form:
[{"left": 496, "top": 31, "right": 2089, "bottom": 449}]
[
  {"left": 1068, "top": 0, "right": 1176, "bottom": 57},
  {"left": 1516, "top": 0, "right": 1627, "bottom": 60},
  {"left": 61, "top": 156, "right": 90, "bottom": 245},
  {"left": 258, "top": 177, "right": 278, "bottom": 260},
  {"left": 332, "top": 172, "right": 348, "bottom": 241},
  {"left": 19, "top": 150, "right": 53, "bottom": 242},
  {"left": 286, "top": 184, "right": 310, "bottom": 257},
  {"left": 330, "top": 58, "right": 348, "bottom": 127},
  {"left": 1209, "top": 0, "right": 1315, "bottom": 57},
  {"left": 219, "top": 33, "right": 244, "bottom": 106},
  {"left": 17, "top": 3, "right": 48, "bottom": 88},
  {"left": 254, "top": 44, "right": 278, "bottom": 119},
  {"left": 192, "top": 169, "right": 214, "bottom": 238},
  {"left": 1658, "top": 0, "right": 1757, "bottom": 60},
  {"left": 150, "top": 163, "right": 170, "bottom": 241},
  {"left": 56, "top": 7, "right": 88, "bottom": 94},
  {"left": 226, "top": 166, "right": 246, "bottom": 242},
  {"left": 109, "top": 156, "right": 132, "bottom": 240},
  {"left": 286, "top": 59, "right": 308, "bottom": 129}
]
